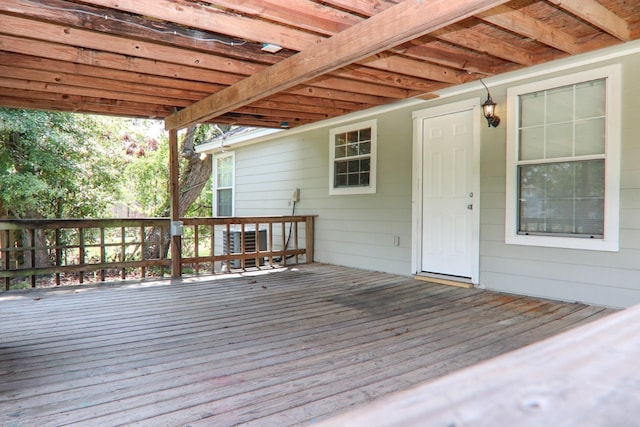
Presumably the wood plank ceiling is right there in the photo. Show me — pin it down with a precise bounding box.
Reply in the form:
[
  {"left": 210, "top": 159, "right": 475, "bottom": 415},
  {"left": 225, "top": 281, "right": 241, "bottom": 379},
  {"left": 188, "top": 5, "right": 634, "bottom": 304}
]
[{"left": 0, "top": 0, "right": 639, "bottom": 130}]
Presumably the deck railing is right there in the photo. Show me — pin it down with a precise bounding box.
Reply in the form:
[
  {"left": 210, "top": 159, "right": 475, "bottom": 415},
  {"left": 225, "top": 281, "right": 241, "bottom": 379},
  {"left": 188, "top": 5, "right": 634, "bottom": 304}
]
[{"left": 0, "top": 216, "right": 315, "bottom": 290}]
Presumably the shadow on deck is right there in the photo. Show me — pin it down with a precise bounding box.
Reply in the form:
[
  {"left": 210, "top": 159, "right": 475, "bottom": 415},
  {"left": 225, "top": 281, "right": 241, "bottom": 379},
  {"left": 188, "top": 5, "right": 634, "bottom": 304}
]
[{"left": 0, "top": 264, "right": 616, "bottom": 426}]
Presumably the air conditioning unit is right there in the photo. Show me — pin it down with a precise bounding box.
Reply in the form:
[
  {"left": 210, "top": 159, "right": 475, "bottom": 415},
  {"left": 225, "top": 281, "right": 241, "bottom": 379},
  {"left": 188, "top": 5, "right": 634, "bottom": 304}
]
[{"left": 223, "top": 228, "right": 267, "bottom": 269}]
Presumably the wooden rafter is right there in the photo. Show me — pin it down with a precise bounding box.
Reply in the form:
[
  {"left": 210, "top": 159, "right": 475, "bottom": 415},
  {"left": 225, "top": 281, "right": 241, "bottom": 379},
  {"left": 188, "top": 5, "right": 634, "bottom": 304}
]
[
  {"left": 165, "top": 0, "right": 511, "bottom": 130},
  {"left": 0, "top": 0, "right": 636, "bottom": 128},
  {"left": 476, "top": 5, "right": 581, "bottom": 54},
  {"left": 78, "top": 0, "right": 322, "bottom": 51},
  {"left": 547, "top": 0, "right": 631, "bottom": 42}
]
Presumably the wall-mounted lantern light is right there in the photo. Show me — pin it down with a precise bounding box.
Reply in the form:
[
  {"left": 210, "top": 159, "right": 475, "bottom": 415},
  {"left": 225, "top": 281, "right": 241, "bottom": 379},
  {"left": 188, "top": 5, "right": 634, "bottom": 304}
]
[{"left": 480, "top": 80, "right": 500, "bottom": 128}]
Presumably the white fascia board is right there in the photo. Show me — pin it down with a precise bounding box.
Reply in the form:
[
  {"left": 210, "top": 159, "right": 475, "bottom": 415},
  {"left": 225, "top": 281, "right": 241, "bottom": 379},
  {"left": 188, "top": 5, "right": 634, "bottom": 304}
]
[
  {"left": 196, "top": 128, "right": 283, "bottom": 153},
  {"left": 197, "top": 39, "right": 640, "bottom": 151}
]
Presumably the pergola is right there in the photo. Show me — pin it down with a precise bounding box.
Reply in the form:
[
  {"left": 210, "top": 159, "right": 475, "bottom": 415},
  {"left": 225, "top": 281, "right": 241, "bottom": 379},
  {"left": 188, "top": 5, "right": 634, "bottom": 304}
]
[{"left": 2, "top": 0, "right": 639, "bottom": 276}]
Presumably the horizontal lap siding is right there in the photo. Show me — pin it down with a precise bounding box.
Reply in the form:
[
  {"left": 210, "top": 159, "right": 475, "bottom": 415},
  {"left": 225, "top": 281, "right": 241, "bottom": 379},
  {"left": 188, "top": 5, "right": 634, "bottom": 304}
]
[
  {"left": 233, "top": 111, "right": 414, "bottom": 275},
  {"left": 229, "top": 47, "right": 640, "bottom": 307},
  {"left": 479, "top": 52, "right": 640, "bottom": 308}
]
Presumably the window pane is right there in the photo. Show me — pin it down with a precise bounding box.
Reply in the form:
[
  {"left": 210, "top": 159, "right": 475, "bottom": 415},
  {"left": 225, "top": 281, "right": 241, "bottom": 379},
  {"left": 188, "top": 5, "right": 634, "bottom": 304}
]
[
  {"left": 520, "top": 92, "right": 545, "bottom": 128},
  {"left": 347, "top": 130, "right": 358, "bottom": 143},
  {"left": 518, "top": 160, "right": 604, "bottom": 236},
  {"left": 575, "top": 79, "right": 605, "bottom": 119},
  {"left": 332, "top": 124, "right": 374, "bottom": 191},
  {"left": 546, "top": 123, "right": 573, "bottom": 158},
  {"left": 217, "top": 156, "right": 233, "bottom": 187},
  {"left": 546, "top": 85, "right": 573, "bottom": 124},
  {"left": 336, "top": 161, "right": 348, "bottom": 174},
  {"left": 575, "top": 118, "right": 605, "bottom": 156},
  {"left": 519, "top": 127, "right": 544, "bottom": 161},
  {"left": 217, "top": 189, "right": 232, "bottom": 216}
]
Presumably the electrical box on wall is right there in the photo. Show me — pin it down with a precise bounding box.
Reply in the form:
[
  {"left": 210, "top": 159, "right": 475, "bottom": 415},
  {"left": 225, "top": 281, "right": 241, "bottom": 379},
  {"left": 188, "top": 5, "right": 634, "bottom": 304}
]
[{"left": 292, "top": 188, "right": 300, "bottom": 203}]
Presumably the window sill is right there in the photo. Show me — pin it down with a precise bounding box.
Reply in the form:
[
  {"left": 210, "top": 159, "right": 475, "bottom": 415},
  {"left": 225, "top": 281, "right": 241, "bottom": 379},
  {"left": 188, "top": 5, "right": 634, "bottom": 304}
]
[
  {"left": 505, "top": 234, "right": 619, "bottom": 252},
  {"left": 330, "top": 186, "right": 376, "bottom": 196}
]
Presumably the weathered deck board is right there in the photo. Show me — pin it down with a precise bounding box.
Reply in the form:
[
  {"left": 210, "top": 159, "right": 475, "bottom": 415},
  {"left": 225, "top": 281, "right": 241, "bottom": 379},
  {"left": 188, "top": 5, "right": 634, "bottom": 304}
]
[
  {"left": 0, "top": 264, "right": 615, "bottom": 426},
  {"left": 319, "top": 304, "right": 640, "bottom": 427}
]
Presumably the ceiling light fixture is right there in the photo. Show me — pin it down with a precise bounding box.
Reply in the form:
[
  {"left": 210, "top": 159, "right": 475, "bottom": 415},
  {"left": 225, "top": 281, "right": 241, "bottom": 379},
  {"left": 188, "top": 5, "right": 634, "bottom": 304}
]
[
  {"left": 261, "top": 43, "right": 282, "bottom": 54},
  {"left": 480, "top": 80, "right": 500, "bottom": 128}
]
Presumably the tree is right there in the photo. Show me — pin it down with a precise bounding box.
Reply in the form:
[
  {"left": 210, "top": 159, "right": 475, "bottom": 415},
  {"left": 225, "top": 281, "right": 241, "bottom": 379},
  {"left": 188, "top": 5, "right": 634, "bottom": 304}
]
[
  {"left": 118, "top": 121, "right": 225, "bottom": 219},
  {"left": 0, "top": 108, "right": 126, "bottom": 267},
  {"left": 0, "top": 108, "right": 125, "bottom": 219},
  {"left": 137, "top": 123, "right": 228, "bottom": 259}
]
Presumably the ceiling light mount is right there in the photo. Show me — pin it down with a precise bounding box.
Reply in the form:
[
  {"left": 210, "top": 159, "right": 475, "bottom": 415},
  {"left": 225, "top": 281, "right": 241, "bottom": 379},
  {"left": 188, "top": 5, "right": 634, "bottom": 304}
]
[
  {"left": 480, "top": 80, "right": 500, "bottom": 128},
  {"left": 261, "top": 43, "right": 282, "bottom": 54}
]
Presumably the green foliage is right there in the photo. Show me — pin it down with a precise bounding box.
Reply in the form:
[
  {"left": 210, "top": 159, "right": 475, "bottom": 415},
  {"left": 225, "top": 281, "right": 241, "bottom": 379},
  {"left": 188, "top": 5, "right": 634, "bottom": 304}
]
[
  {"left": 0, "top": 109, "right": 125, "bottom": 219},
  {"left": 119, "top": 121, "right": 170, "bottom": 216},
  {"left": 0, "top": 109, "right": 219, "bottom": 221}
]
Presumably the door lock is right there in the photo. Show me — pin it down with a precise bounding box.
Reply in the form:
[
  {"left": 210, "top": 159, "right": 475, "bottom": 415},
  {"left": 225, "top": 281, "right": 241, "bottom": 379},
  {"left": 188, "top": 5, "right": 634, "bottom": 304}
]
[{"left": 467, "top": 204, "right": 473, "bottom": 210}]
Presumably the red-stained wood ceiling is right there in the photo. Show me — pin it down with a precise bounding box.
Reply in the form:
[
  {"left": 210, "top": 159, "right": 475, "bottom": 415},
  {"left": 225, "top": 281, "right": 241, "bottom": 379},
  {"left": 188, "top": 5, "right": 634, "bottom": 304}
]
[{"left": 0, "top": 0, "right": 638, "bottom": 129}]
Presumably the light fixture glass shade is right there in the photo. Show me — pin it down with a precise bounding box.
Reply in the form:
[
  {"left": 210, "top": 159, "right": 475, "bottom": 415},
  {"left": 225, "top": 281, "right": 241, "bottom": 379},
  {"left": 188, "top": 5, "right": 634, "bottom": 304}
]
[{"left": 482, "top": 95, "right": 500, "bottom": 127}]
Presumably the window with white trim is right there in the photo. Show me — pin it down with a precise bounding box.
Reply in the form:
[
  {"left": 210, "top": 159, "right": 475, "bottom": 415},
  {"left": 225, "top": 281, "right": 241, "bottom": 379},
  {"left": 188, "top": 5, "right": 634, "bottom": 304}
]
[
  {"left": 213, "top": 152, "right": 234, "bottom": 216},
  {"left": 329, "top": 119, "right": 377, "bottom": 195},
  {"left": 505, "top": 65, "right": 620, "bottom": 251}
]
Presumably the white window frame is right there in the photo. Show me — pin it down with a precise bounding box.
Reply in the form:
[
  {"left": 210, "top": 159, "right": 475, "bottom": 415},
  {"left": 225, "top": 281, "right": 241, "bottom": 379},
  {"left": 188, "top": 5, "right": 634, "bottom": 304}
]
[
  {"left": 329, "top": 119, "right": 377, "bottom": 195},
  {"left": 213, "top": 151, "right": 235, "bottom": 216},
  {"left": 505, "top": 64, "right": 621, "bottom": 252}
]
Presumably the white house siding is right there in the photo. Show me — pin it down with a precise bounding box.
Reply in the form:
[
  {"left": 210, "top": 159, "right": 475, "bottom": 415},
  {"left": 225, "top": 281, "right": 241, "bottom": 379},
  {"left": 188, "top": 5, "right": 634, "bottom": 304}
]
[
  {"left": 232, "top": 110, "right": 415, "bottom": 276},
  {"left": 477, "top": 50, "right": 640, "bottom": 309},
  {"left": 216, "top": 42, "right": 640, "bottom": 308}
]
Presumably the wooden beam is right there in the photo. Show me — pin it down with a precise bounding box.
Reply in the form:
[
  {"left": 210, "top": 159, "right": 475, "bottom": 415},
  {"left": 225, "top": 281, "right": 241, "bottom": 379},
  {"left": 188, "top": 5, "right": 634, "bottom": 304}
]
[
  {"left": 0, "top": 52, "right": 212, "bottom": 99},
  {"left": 0, "top": 12, "right": 424, "bottom": 105},
  {"left": 0, "top": 13, "right": 263, "bottom": 77},
  {"left": 395, "top": 37, "right": 508, "bottom": 76},
  {"left": 76, "top": 0, "right": 467, "bottom": 93},
  {"left": 0, "top": 92, "right": 173, "bottom": 118},
  {"left": 165, "top": 0, "right": 510, "bottom": 130},
  {"left": 169, "top": 129, "right": 181, "bottom": 279},
  {"left": 0, "top": 77, "right": 184, "bottom": 110},
  {"left": 0, "top": 36, "right": 384, "bottom": 108},
  {"left": 432, "top": 24, "right": 534, "bottom": 66},
  {"left": 80, "top": 0, "right": 322, "bottom": 52},
  {"left": 3, "top": 0, "right": 281, "bottom": 65},
  {"left": 201, "top": 0, "right": 358, "bottom": 36},
  {"left": 0, "top": 34, "right": 238, "bottom": 88},
  {"left": 0, "top": 66, "right": 196, "bottom": 106},
  {"left": 476, "top": 5, "right": 581, "bottom": 54},
  {"left": 357, "top": 53, "right": 473, "bottom": 85},
  {"left": 547, "top": 0, "right": 630, "bottom": 42}
]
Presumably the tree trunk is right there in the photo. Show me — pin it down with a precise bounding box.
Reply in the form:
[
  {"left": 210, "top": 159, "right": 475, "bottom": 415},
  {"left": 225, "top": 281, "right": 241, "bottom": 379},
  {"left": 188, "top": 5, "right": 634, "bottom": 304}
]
[
  {"left": 145, "top": 124, "right": 213, "bottom": 261},
  {"left": 16, "top": 209, "right": 52, "bottom": 269}
]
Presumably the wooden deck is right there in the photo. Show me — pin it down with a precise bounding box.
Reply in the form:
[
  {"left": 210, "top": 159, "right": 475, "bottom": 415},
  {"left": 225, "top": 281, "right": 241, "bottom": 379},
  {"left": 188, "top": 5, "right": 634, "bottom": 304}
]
[{"left": 0, "top": 264, "right": 616, "bottom": 426}]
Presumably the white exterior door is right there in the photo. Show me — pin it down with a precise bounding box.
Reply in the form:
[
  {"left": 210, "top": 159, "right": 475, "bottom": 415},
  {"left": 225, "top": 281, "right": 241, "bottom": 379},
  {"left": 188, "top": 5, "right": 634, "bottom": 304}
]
[{"left": 421, "top": 109, "right": 474, "bottom": 278}]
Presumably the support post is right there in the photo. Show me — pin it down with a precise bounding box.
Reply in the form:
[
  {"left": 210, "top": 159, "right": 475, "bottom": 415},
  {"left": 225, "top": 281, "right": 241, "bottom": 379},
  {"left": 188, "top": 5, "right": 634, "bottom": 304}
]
[
  {"left": 305, "top": 216, "right": 314, "bottom": 264},
  {"left": 169, "top": 128, "right": 182, "bottom": 278}
]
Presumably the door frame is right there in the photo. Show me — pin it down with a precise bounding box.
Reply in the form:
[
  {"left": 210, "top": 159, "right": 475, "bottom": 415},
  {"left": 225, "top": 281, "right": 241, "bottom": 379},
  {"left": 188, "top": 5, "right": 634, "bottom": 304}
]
[{"left": 411, "top": 98, "right": 481, "bottom": 285}]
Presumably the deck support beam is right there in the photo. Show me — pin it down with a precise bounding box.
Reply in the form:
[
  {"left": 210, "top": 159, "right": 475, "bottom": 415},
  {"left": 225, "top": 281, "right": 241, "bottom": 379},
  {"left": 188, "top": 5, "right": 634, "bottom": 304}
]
[{"left": 169, "top": 128, "right": 181, "bottom": 278}]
